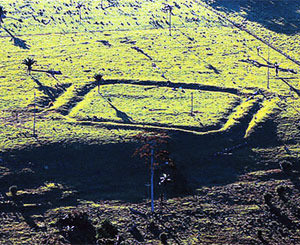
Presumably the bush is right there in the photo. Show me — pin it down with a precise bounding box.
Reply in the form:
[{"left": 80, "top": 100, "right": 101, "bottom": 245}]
[
  {"left": 96, "top": 219, "right": 118, "bottom": 239},
  {"left": 276, "top": 185, "right": 288, "bottom": 202},
  {"left": 148, "top": 221, "right": 160, "bottom": 237},
  {"left": 56, "top": 211, "right": 96, "bottom": 244},
  {"left": 128, "top": 225, "right": 144, "bottom": 242},
  {"left": 280, "top": 160, "right": 293, "bottom": 173},
  {"left": 9, "top": 185, "right": 18, "bottom": 197},
  {"left": 159, "top": 232, "right": 168, "bottom": 245},
  {"left": 264, "top": 193, "right": 272, "bottom": 206},
  {"left": 276, "top": 186, "right": 285, "bottom": 196}
]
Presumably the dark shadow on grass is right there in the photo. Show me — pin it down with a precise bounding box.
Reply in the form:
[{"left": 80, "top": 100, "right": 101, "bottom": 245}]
[
  {"left": 0, "top": 104, "right": 281, "bottom": 204},
  {"left": 12, "top": 36, "right": 30, "bottom": 49},
  {"left": 280, "top": 78, "right": 300, "bottom": 97},
  {"left": 203, "top": 0, "right": 300, "bottom": 35},
  {"left": 30, "top": 76, "right": 71, "bottom": 108},
  {"left": 0, "top": 136, "right": 254, "bottom": 204},
  {"left": 206, "top": 64, "right": 221, "bottom": 74},
  {"left": 239, "top": 59, "right": 297, "bottom": 75},
  {"left": 30, "top": 76, "right": 56, "bottom": 102},
  {"left": 1, "top": 26, "right": 30, "bottom": 49},
  {"left": 22, "top": 212, "right": 40, "bottom": 230},
  {"left": 264, "top": 197, "right": 298, "bottom": 229},
  {"left": 57, "top": 81, "right": 98, "bottom": 115},
  {"left": 1, "top": 143, "right": 151, "bottom": 203},
  {"left": 107, "top": 101, "right": 133, "bottom": 123},
  {"left": 246, "top": 119, "right": 282, "bottom": 148}
]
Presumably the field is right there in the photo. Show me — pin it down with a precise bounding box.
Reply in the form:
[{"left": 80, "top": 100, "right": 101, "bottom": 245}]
[{"left": 0, "top": 0, "right": 300, "bottom": 244}]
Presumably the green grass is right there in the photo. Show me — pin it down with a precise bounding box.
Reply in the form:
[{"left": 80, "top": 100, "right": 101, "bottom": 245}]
[
  {"left": 0, "top": 0, "right": 299, "bottom": 152},
  {"left": 244, "top": 97, "right": 281, "bottom": 138},
  {"left": 69, "top": 84, "right": 240, "bottom": 128},
  {"left": 222, "top": 97, "right": 260, "bottom": 131},
  {"left": 1, "top": 1, "right": 300, "bottom": 244}
]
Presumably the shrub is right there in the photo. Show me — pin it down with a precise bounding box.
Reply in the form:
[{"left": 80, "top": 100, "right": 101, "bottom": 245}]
[
  {"left": 279, "top": 160, "right": 293, "bottom": 173},
  {"left": 9, "top": 185, "right": 18, "bottom": 197},
  {"left": 159, "top": 232, "right": 168, "bottom": 245},
  {"left": 96, "top": 219, "right": 118, "bottom": 239},
  {"left": 264, "top": 193, "right": 272, "bottom": 206},
  {"left": 56, "top": 211, "right": 96, "bottom": 244},
  {"left": 276, "top": 186, "right": 285, "bottom": 196},
  {"left": 148, "top": 221, "right": 160, "bottom": 237},
  {"left": 276, "top": 185, "right": 288, "bottom": 202},
  {"left": 128, "top": 225, "right": 144, "bottom": 242}
]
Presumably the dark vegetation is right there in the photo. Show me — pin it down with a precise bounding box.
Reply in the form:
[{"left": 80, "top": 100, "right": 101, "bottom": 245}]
[
  {"left": 204, "top": 0, "right": 300, "bottom": 35},
  {"left": 1, "top": 127, "right": 300, "bottom": 242},
  {"left": 56, "top": 211, "right": 97, "bottom": 244}
]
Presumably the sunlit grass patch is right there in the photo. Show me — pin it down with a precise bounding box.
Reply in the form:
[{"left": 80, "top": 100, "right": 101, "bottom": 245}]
[
  {"left": 0, "top": 0, "right": 299, "bottom": 152},
  {"left": 245, "top": 97, "right": 281, "bottom": 138},
  {"left": 69, "top": 84, "right": 240, "bottom": 129}
]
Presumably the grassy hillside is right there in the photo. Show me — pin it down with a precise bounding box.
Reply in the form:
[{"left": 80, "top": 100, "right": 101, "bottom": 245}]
[
  {"left": 0, "top": 0, "right": 300, "bottom": 244},
  {"left": 0, "top": 0, "right": 299, "bottom": 152}
]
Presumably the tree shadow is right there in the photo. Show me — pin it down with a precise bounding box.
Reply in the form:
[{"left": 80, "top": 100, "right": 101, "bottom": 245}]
[
  {"left": 203, "top": 0, "right": 300, "bottom": 35},
  {"left": 206, "top": 64, "right": 221, "bottom": 74},
  {"left": 30, "top": 75, "right": 56, "bottom": 102},
  {"left": 11, "top": 36, "right": 30, "bottom": 49},
  {"left": 1, "top": 26, "right": 30, "bottom": 49},
  {"left": 107, "top": 101, "right": 133, "bottom": 123}
]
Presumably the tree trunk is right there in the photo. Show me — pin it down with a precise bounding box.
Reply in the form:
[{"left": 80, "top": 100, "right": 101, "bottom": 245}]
[
  {"left": 150, "top": 148, "right": 154, "bottom": 213},
  {"left": 169, "top": 10, "right": 172, "bottom": 36},
  {"left": 190, "top": 92, "right": 193, "bottom": 115},
  {"left": 33, "top": 90, "right": 36, "bottom": 137}
]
